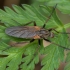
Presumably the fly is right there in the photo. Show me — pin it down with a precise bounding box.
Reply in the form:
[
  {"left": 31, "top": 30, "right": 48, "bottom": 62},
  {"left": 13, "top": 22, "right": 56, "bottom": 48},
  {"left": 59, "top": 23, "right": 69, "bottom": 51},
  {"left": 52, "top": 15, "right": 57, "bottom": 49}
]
[{"left": 5, "top": 4, "right": 70, "bottom": 50}]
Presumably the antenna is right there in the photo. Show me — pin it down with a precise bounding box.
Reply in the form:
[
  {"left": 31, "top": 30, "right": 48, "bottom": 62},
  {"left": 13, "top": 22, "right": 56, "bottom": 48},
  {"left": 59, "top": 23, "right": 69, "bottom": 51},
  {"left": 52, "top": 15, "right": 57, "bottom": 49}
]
[
  {"left": 52, "top": 29, "right": 70, "bottom": 34},
  {"left": 42, "top": 4, "right": 57, "bottom": 28}
]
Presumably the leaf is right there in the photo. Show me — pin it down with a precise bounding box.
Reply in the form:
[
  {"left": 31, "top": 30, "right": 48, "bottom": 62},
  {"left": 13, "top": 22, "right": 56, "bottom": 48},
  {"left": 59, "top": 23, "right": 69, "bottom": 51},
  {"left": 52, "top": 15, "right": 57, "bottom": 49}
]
[
  {"left": 6, "top": 52, "right": 22, "bottom": 70},
  {"left": 0, "top": 40, "right": 24, "bottom": 70},
  {"left": 37, "top": 0, "right": 67, "bottom": 4},
  {"left": 37, "top": 0, "right": 70, "bottom": 14},
  {"left": 64, "top": 23, "right": 70, "bottom": 29},
  {"left": 21, "top": 54, "right": 39, "bottom": 70},
  {"left": 0, "top": 37, "right": 40, "bottom": 70},
  {"left": 0, "top": 3, "right": 70, "bottom": 70},
  {"left": 64, "top": 52, "right": 70, "bottom": 70},
  {"left": 41, "top": 44, "right": 64, "bottom": 70},
  {"left": 20, "top": 41, "right": 39, "bottom": 70},
  {"left": 57, "top": 2, "right": 70, "bottom": 14}
]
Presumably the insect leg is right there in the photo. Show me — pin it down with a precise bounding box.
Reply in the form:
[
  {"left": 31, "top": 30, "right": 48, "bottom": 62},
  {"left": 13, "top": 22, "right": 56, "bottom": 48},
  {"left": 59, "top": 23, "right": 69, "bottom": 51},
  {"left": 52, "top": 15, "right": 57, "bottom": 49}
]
[
  {"left": 10, "top": 41, "right": 29, "bottom": 46},
  {"left": 43, "top": 38, "right": 70, "bottom": 50},
  {"left": 30, "top": 39, "right": 41, "bottom": 46},
  {"left": 30, "top": 39, "right": 35, "bottom": 42},
  {"left": 38, "top": 39, "right": 41, "bottom": 46},
  {"left": 44, "top": 38, "right": 50, "bottom": 42},
  {"left": 42, "top": 4, "right": 57, "bottom": 28},
  {"left": 23, "top": 21, "right": 37, "bottom": 26},
  {"left": 2, "top": 42, "right": 29, "bottom": 51}
]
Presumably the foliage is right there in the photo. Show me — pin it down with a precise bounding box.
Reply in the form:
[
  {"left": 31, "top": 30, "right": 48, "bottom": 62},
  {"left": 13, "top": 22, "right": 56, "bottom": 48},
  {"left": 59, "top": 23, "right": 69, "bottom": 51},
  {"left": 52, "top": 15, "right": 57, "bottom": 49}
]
[{"left": 0, "top": 0, "right": 70, "bottom": 70}]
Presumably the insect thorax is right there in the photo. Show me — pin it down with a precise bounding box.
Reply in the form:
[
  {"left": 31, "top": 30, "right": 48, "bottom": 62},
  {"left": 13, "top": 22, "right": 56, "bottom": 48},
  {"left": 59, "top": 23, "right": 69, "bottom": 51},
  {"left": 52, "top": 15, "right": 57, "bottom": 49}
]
[{"left": 38, "top": 28, "right": 54, "bottom": 39}]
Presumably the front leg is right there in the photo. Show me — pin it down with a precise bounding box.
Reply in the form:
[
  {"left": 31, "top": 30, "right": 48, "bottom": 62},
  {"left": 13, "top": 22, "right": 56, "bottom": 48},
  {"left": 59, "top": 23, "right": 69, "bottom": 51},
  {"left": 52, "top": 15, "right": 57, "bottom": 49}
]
[
  {"left": 23, "top": 21, "right": 37, "bottom": 26},
  {"left": 2, "top": 41, "right": 29, "bottom": 51}
]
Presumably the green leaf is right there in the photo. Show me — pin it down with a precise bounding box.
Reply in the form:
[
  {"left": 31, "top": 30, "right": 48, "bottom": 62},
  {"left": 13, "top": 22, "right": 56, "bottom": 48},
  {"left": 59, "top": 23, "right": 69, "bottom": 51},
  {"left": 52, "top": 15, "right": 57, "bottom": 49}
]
[
  {"left": 57, "top": 2, "right": 70, "bottom": 14},
  {"left": 64, "top": 52, "right": 70, "bottom": 70},
  {"left": 37, "top": 0, "right": 67, "bottom": 4},
  {"left": 21, "top": 54, "right": 39, "bottom": 70},
  {"left": 0, "top": 3, "right": 70, "bottom": 70},
  {"left": 41, "top": 44, "right": 64, "bottom": 70},
  {"left": 37, "top": 0, "right": 70, "bottom": 14},
  {"left": 64, "top": 23, "right": 70, "bottom": 29},
  {"left": 20, "top": 41, "right": 39, "bottom": 70}
]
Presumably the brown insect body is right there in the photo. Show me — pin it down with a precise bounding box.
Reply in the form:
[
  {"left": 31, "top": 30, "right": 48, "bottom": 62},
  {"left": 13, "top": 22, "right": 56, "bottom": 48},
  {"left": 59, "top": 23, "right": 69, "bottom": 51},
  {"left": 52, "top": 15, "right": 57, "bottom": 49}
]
[{"left": 5, "top": 26, "right": 54, "bottom": 39}]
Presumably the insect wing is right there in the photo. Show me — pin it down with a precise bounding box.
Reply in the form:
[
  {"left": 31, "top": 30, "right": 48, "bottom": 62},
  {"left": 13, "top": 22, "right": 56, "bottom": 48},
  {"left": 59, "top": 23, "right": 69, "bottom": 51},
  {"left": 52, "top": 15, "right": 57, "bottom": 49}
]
[{"left": 5, "top": 26, "right": 37, "bottom": 39}]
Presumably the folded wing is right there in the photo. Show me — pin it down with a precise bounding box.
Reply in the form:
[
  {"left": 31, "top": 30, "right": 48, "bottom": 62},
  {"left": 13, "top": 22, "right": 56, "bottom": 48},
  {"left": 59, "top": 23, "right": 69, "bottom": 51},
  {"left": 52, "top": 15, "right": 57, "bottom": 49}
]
[{"left": 5, "top": 26, "right": 38, "bottom": 39}]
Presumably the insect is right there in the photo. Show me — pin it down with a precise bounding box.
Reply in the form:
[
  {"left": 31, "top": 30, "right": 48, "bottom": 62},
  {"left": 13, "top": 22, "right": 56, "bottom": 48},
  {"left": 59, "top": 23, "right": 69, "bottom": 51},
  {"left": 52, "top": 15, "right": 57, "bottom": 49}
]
[{"left": 5, "top": 4, "right": 70, "bottom": 50}]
